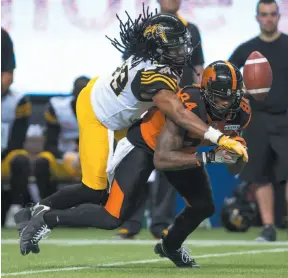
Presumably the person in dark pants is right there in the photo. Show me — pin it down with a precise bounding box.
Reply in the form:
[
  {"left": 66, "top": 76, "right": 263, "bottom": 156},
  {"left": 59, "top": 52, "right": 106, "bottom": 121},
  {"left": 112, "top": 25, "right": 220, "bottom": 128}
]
[
  {"left": 229, "top": 0, "right": 288, "bottom": 241},
  {"left": 1, "top": 28, "right": 32, "bottom": 227},
  {"left": 117, "top": 0, "right": 205, "bottom": 239}
]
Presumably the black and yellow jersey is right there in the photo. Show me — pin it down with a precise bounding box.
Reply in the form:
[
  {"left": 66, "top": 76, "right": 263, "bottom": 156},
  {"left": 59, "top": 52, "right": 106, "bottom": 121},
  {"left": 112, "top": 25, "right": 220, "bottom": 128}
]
[
  {"left": 127, "top": 85, "right": 251, "bottom": 154},
  {"left": 90, "top": 56, "right": 182, "bottom": 131},
  {"left": 1, "top": 90, "right": 31, "bottom": 160}
]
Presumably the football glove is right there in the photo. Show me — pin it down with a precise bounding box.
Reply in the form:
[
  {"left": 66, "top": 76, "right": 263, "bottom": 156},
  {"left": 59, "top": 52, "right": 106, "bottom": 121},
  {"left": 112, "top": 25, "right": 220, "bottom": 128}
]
[
  {"left": 217, "top": 135, "right": 248, "bottom": 162},
  {"left": 196, "top": 147, "right": 242, "bottom": 165}
]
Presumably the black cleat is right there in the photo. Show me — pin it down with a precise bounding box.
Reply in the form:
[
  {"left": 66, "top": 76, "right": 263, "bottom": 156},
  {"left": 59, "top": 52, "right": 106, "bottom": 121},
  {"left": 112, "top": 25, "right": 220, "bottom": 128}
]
[
  {"left": 256, "top": 225, "right": 276, "bottom": 242},
  {"left": 14, "top": 207, "right": 40, "bottom": 254},
  {"left": 20, "top": 205, "right": 51, "bottom": 256},
  {"left": 154, "top": 239, "right": 200, "bottom": 268}
]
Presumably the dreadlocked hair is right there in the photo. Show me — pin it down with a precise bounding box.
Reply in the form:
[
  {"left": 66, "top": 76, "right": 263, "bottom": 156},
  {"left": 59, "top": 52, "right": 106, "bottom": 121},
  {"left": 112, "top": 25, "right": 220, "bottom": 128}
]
[{"left": 106, "top": 4, "right": 158, "bottom": 68}]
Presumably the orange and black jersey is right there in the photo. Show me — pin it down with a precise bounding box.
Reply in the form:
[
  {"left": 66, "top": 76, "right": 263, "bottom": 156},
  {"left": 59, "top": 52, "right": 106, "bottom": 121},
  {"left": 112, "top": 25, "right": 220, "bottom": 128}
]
[
  {"left": 43, "top": 100, "right": 77, "bottom": 158},
  {"left": 126, "top": 85, "right": 251, "bottom": 154},
  {"left": 1, "top": 94, "right": 31, "bottom": 160}
]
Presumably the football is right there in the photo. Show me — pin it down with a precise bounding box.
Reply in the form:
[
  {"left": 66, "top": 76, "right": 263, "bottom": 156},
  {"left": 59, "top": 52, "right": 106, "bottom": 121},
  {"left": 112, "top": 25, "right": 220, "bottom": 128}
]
[{"left": 243, "top": 51, "right": 273, "bottom": 101}]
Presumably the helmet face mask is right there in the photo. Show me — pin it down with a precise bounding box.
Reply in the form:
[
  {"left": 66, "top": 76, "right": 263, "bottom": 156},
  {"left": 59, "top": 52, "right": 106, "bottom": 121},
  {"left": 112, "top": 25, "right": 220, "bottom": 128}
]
[
  {"left": 159, "top": 30, "right": 193, "bottom": 67},
  {"left": 201, "top": 61, "right": 244, "bottom": 121},
  {"left": 204, "top": 86, "right": 243, "bottom": 121}
]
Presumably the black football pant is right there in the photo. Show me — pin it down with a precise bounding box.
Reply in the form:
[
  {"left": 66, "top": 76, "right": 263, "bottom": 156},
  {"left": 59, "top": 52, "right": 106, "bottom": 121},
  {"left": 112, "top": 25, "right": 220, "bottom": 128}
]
[
  {"left": 43, "top": 147, "right": 215, "bottom": 250},
  {"left": 119, "top": 170, "right": 176, "bottom": 237}
]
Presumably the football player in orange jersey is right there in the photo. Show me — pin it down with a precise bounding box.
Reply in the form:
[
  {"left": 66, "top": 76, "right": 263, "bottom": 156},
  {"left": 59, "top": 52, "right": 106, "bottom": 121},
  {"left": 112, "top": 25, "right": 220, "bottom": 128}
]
[
  {"left": 18, "top": 5, "right": 248, "bottom": 256},
  {"left": 18, "top": 61, "right": 249, "bottom": 265}
]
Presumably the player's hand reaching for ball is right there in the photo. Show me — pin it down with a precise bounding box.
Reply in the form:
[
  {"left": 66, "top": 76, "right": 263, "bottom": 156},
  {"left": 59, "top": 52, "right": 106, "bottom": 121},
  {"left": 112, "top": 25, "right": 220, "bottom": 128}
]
[{"left": 217, "top": 135, "right": 248, "bottom": 162}]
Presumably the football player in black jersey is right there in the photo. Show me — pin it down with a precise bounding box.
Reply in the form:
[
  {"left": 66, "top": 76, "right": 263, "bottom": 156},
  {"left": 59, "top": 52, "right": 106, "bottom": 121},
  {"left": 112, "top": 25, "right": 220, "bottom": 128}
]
[{"left": 18, "top": 61, "right": 250, "bottom": 266}]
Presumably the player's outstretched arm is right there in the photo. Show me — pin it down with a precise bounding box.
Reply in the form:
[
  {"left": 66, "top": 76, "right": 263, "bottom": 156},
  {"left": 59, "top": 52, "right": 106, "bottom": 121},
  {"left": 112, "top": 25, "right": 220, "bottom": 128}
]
[
  {"left": 152, "top": 89, "right": 248, "bottom": 161},
  {"left": 152, "top": 89, "right": 210, "bottom": 139},
  {"left": 153, "top": 117, "right": 200, "bottom": 171},
  {"left": 153, "top": 118, "right": 242, "bottom": 171}
]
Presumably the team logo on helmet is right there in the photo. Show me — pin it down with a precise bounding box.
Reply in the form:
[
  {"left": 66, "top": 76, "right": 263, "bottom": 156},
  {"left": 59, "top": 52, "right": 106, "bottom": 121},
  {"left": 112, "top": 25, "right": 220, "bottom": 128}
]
[{"left": 144, "top": 24, "right": 168, "bottom": 43}]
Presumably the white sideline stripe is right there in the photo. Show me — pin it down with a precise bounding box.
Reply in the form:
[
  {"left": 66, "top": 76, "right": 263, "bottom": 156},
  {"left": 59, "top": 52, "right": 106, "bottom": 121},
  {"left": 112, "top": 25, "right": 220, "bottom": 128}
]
[
  {"left": 2, "top": 239, "right": 288, "bottom": 246},
  {"left": 247, "top": 88, "right": 270, "bottom": 94},
  {"left": 245, "top": 58, "right": 268, "bottom": 64},
  {"left": 2, "top": 248, "right": 288, "bottom": 277}
]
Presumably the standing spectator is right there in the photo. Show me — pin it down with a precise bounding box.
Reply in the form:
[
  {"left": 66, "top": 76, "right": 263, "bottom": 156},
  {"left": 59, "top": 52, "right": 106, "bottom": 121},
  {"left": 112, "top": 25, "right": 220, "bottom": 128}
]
[
  {"left": 158, "top": 0, "right": 205, "bottom": 85},
  {"left": 1, "top": 28, "right": 32, "bottom": 227},
  {"left": 229, "top": 0, "right": 288, "bottom": 241},
  {"left": 1, "top": 27, "right": 15, "bottom": 94}
]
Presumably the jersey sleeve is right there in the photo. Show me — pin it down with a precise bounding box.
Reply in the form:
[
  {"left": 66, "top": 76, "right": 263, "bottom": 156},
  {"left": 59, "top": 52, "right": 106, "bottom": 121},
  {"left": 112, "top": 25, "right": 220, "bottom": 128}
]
[
  {"left": 177, "top": 85, "right": 207, "bottom": 120},
  {"left": 239, "top": 97, "right": 252, "bottom": 130},
  {"left": 43, "top": 102, "right": 62, "bottom": 158},
  {"left": 15, "top": 96, "right": 31, "bottom": 119},
  {"left": 230, "top": 97, "right": 251, "bottom": 133},
  {"left": 131, "top": 66, "right": 179, "bottom": 100},
  {"left": 2, "top": 96, "right": 31, "bottom": 159},
  {"left": 228, "top": 43, "right": 249, "bottom": 69},
  {"left": 44, "top": 102, "right": 59, "bottom": 125}
]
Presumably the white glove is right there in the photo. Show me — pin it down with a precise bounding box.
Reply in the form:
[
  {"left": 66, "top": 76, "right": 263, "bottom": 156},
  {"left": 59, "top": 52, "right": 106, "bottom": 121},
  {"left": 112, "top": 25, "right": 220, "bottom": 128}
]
[{"left": 196, "top": 147, "right": 241, "bottom": 164}]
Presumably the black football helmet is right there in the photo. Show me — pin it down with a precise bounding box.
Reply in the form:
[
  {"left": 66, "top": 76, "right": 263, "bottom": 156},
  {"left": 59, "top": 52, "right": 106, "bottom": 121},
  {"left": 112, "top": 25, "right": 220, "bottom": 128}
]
[
  {"left": 142, "top": 14, "right": 194, "bottom": 67},
  {"left": 221, "top": 183, "right": 257, "bottom": 232},
  {"left": 201, "top": 61, "right": 244, "bottom": 120}
]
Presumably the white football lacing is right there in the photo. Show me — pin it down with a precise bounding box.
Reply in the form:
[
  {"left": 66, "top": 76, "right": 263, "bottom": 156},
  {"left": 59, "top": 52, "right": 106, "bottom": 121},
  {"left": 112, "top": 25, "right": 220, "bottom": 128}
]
[
  {"left": 177, "top": 246, "right": 192, "bottom": 263},
  {"left": 31, "top": 225, "right": 51, "bottom": 243}
]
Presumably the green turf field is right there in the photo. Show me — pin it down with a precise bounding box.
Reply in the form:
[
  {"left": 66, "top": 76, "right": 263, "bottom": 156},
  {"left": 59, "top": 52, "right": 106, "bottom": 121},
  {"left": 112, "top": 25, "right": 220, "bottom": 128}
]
[{"left": 1, "top": 228, "right": 288, "bottom": 277}]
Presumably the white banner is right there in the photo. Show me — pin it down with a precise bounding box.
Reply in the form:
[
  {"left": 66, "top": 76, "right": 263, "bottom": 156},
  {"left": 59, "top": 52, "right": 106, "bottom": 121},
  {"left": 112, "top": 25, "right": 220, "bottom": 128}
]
[{"left": 2, "top": 0, "right": 288, "bottom": 93}]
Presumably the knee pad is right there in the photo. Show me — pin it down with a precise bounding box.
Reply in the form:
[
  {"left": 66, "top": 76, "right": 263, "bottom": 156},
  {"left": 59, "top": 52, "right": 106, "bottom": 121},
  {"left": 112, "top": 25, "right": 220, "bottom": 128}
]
[{"left": 10, "top": 155, "right": 30, "bottom": 175}]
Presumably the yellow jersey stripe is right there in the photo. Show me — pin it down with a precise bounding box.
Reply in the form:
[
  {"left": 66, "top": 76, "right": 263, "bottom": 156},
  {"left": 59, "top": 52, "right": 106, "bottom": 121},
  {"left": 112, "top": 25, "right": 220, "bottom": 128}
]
[
  {"left": 45, "top": 111, "right": 58, "bottom": 124},
  {"left": 141, "top": 71, "right": 157, "bottom": 75},
  {"left": 141, "top": 73, "right": 177, "bottom": 84},
  {"left": 141, "top": 74, "right": 177, "bottom": 89},
  {"left": 141, "top": 74, "right": 177, "bottom": 91},
  {"left": 16, "top": 103, "right": 31, "bottom": 118},
  {"left": 16, "top": 103, "right": 31, "bottom": 112},
  {"left": 141, "top": 77, "right": 177, "bottom": 91}
]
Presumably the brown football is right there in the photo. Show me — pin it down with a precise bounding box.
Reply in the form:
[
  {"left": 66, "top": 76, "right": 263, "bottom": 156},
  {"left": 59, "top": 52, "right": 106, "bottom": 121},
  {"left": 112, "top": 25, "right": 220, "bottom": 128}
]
[{"left": 243, "top": 51, "right": 273, "bottom": 101}]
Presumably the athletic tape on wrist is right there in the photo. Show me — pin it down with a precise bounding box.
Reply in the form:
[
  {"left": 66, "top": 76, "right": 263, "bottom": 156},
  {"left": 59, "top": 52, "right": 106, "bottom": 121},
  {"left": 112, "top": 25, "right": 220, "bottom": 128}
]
[{"left": 204, "top": 126, "right": 223, "bottom": 144}]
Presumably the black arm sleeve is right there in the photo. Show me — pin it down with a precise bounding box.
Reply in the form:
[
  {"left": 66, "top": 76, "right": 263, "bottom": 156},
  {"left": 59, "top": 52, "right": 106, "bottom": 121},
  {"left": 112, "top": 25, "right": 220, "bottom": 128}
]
[
  {"left": 43, "top": 103, "right": 63, "bottom": 159},
  {"left": 1, "top": 28, "right": 16, "bottom": 72},
  {"left": 1, "top": 96, "right": 30, "bottom": 160}
]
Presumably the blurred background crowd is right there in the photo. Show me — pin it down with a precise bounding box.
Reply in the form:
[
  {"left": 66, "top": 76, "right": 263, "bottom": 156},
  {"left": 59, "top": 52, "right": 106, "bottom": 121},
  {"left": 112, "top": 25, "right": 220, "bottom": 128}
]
[{"left": 1, "top": 0, "right": 288, "bottom": 242}]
